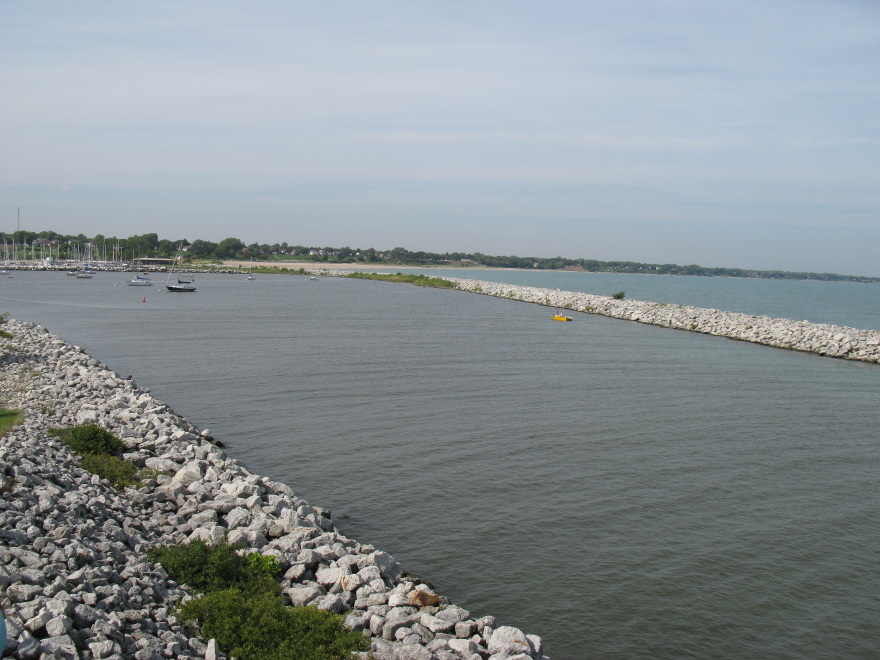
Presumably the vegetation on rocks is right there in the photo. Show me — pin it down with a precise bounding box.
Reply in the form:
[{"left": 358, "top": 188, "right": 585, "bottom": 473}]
[
  {"left": 54, "top": 422, "right": 125, "bottom": 454},
  {"left": 0, "top": 319, "right": 543, "bottom": 659},
  {"left": 148, "top": 539, "right": 369, "bottom": 660},
  {"left": 0, "top": 407, "right": 23, "bottom": 435},
  {"left": 78, "top": 453, "right": 141, "bottom": 489},
  {"left": 611, "top": 291, "right": 626, "bottom": 300},
  {"left": 52, "top": 423, "right": 153, "bottom": 489},
  {"left": 0, "top": 313, "right": 12, "bottom": 338},
  {"left": 345, "top": 271, "right": 456, "bottom": 288},
  {"left": 146, "top": 539, "right": 279, "bottom": 596},
  {"left": 179, "top": 588, "right": 368, "bottom": 660}
]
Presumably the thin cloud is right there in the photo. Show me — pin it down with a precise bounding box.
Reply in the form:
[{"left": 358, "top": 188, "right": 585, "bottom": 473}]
[{"left": 1, "top": 0, "right": 879, "bottom": 274}]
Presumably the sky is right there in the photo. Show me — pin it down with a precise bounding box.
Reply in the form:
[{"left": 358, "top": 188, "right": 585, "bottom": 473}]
[{"left": 2, "top": 1, "right": 880, "bottom": 275}]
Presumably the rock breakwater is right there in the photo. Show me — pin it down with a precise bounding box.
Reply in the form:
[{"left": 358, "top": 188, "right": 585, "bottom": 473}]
[
  {"left": 0, "top": 319, "right": 549, "bottom": 660},
  {"left": 447, "top": 277, "right": 880, "bottom": 363}
]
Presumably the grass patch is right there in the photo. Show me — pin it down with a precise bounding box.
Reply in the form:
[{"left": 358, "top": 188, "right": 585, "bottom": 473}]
[
  {"left": 149, "top": 539, "right": 368, "bottom": 660},
  {"left": 147, "top": 539, "right": 279, "bottom": 595},
  {"left": 267, "top": 255, "right": 317, "bottom": 262},
  {"left": 54, "top": 423, "right": 125, "bottom": 454},
  {"left": 345, "top": 272, "right": 456, "bottom": 288},
  {"left": 0, "top": 408, "right": 23, "bottom": 435},
  {"left": 611, "top": 291, "right": 626, "bottom": 300},
  {"left": 79, "top": 453, "right": 141, "bottom": 489},
  {"left": 52, "top": 423, "right": 156, "bottom": 489},
  {"left": 178, "top": 588, "right": 367, "bottom": 660}
]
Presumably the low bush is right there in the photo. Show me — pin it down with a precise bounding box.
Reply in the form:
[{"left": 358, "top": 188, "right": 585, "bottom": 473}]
[
  {"left": 247, "top": 552, "right": 280, "bottom": 579},
  {"left": 80, "top": 453, "right": 140, "bottom": 489},
  {"left": 178, "top": 589, "right": 368, "bottom": 660},
  {"left": 56, "top": 423, "right": 125, "bottom": 455},
  {"left": 149, "top": 539, "right": 368, "bottom": 659},
  {"left": 611, "top": 291, "right": 626, "bottom": 300},
  {"left": 345, "top": 272, "right": 456, "bottom": 288},
  {"left": 0, "top": 408, "right": 23, "bottom": 435},
  {"left": 147, "top": 539, "right": 278, "bottom": 596},
  {"left": 52, "top": 424, "right": 157, "bottom": 490}
]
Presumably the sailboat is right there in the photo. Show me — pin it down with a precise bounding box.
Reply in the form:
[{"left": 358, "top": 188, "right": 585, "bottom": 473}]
[
  {"left": 165, "top": 245, "right": 196, "bottom": 292},
  {"left": 76, "top": 243, "right": 95, "bottom": 278},
  {"left": 247, "top": 260, "right": 255, "bottom": 280},
  {"left": 128, "top": 272, "right": 153, "bottom": 286}
]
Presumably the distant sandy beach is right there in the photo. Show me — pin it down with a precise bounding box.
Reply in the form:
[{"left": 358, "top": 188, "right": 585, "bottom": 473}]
[
  {"left": 220, "top": 260, "right": 445, "bottom": 271},
  {"left": 219, "top": 260, "right": 541, "bottom": 273}
]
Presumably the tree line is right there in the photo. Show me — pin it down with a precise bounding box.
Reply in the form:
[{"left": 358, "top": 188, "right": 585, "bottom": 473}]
[{"left": 2, "top": 229, "right": 877, "bottom": 283}]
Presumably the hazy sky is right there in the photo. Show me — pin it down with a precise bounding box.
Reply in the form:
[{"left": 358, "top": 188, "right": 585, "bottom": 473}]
[{"left": 2, "top": 1, "right": 879, "bottom": 275}]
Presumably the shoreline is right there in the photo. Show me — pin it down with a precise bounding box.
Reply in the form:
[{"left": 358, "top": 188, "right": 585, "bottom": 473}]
[
  {"left": 286, "top": 270, "right": 880, "bottom": 363},
  {"left": 0, "top": 319, "right": 550, "bottom": 659},
  {"left": 443, "top": 277, "right": 880, "bottom": 363}
]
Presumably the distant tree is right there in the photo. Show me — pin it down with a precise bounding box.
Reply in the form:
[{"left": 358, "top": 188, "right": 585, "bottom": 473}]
[
  {"left": 189, "top": 239, "right": 218, "bottom": 258},
  {"left": 139, "top": 233, "right": 159, "bottom": 250},
  {"left": 216, "top": 237, "right": 245, "bottom": 258},
  {"left": 388, "top": 247, "right": 409, "bottom": 262},
  {"left": 12, "top": 230, "right": 38, "bottom": 246},
  {"left": 156, "top": 239, "right": 176, "bottom": 257}
]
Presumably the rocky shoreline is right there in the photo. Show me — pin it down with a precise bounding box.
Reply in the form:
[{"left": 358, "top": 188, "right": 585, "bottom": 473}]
[
  {"left": 444, "top": 277, "right": 880, "bottom": 363},
  {"left": 0, "top": 319, "right": 548, "bottom": 660}
]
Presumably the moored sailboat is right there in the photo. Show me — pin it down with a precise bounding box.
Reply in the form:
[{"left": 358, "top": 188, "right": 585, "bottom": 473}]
[
  {"left": 165, "top": 245, "right": 196, "bottom": 292},
  {"left": 128, "top": 272, "right": 153, "bottom": 286}
]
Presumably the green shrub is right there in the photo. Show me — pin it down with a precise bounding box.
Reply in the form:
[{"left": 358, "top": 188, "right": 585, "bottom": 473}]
[
  {"left": 247, "top": 552, "right": 280, "bottom": 579},
  {"left": 0, "top": 408, "right": 23, "bottom": 435},
  {"left": 147, "top": 539, "right": 278, "bottom": 596},
  {"left": 152, "top": 539, "right": 367, "bottom": 659},
  {"left": 56, "top": 424, "right": 125, "bottom": 455},
  {"left": 345, "top": 272, "right": 455, "bottom": 288},
  {"left": 80, "top": 453, "right": 140, "bottom": 489},
  {"left": 611, "top": 291, "right": 626, "bottom": 300},
  {"left": 178, "top": 589, "right": 368, "bottom": 660}
]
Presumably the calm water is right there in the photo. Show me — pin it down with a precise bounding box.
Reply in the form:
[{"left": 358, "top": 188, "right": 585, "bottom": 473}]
[
  {"left": 2, "top": 270, "right": 879, "bottom": 659},
  {"left": 388, "top": 268, "right": 880, "bottom": 331}
]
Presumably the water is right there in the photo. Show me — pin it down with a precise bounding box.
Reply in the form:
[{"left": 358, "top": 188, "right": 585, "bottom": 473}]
[
  {"left": 1, "top": 270, "right": 879, "bottom": 659},
  {"left": 388, "top": 268, "right": 880, "bottom": 331}
]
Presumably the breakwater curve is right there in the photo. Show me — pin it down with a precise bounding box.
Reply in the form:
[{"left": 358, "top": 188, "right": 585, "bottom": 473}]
[
  {"left": 0, "top": 319, "right": 549, "bottom": 660},
  {"left": 444, "top": 276, "right": 880, "bottom": 363}
]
